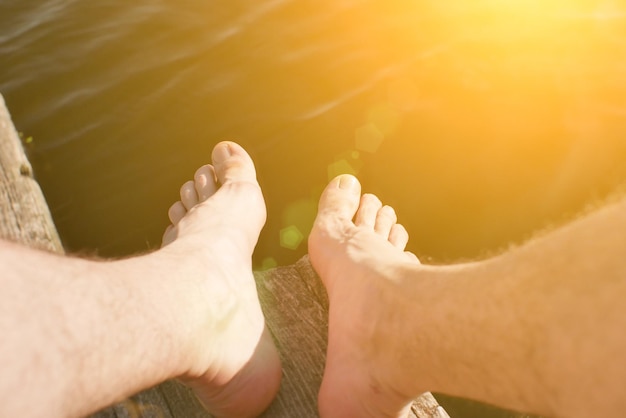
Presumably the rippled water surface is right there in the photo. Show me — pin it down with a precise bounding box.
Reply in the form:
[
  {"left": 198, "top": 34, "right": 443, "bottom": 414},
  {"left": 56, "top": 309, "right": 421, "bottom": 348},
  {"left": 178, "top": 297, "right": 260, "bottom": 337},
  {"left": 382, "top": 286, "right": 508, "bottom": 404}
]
[
  {"left": 3, "top": 0, "right": 626, "bottom": 267},
  {"left": 2, "top": 0, "right": 626, "bottom": 416}
]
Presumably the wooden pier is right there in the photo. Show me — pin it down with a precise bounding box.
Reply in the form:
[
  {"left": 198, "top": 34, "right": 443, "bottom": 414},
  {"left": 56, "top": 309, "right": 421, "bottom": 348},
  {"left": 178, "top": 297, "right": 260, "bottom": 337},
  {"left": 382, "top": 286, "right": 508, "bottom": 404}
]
[{"left": 0, "top": 92, "right": 448, "bottom": 418}]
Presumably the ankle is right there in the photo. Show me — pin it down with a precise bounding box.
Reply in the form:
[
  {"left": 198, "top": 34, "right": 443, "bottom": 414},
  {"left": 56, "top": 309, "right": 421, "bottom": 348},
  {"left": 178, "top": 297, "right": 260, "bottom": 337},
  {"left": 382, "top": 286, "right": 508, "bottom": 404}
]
[
  {"left": 366, "top": 263, "right": 450, "bottom": 398},
  {"left": 135, "top": 250, "right": 217, "bottom": 378}
]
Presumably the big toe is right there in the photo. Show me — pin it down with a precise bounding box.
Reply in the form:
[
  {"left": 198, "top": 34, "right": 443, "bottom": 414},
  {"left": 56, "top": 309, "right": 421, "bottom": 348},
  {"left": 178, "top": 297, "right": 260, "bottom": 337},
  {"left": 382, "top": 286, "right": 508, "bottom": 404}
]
[
  {"left": 316, "top": 174, "right": 362, "bottom": 221},
  {"left": 309, "top": 174, "right": 362, "bottom": 278},
  {"left": 212, "top": 141, "right": 258, "bottom": 185}
]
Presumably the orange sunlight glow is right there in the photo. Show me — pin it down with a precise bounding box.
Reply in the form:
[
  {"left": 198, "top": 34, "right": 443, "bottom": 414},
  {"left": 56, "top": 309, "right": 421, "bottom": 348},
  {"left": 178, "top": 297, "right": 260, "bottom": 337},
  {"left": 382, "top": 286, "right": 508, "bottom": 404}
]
[
  {"left": 321, "top": 0, "right": 626, "bottom": 257},
  {"left": 366, "top": 0, "right": 626, "bottom": 147}
]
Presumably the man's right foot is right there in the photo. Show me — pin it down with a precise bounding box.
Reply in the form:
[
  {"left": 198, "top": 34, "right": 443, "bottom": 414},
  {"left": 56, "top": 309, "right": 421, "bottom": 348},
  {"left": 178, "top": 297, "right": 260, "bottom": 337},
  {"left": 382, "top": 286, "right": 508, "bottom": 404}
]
[{"left": 308, "top": 174, "right": 421, "bottom": 418}]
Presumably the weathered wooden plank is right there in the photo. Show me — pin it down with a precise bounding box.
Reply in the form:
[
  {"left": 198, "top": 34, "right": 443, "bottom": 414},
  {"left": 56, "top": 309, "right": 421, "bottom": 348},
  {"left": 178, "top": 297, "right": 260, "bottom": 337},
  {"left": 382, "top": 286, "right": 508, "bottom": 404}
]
[
  {"left": 0, "top": 94, "right": 63, "bottom": 253},
  {"left": 411, "top": 393, "right": 451, "bottom": 418},
  {"left": 0, "top": 92, "right": 447, "bottom": 418}
]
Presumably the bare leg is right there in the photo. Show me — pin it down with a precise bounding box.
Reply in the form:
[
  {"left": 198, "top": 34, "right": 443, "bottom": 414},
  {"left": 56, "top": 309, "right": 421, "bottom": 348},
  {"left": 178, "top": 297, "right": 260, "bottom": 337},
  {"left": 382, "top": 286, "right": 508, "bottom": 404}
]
[
  {"left": 0, "top": 141, "right": 281, "bottom": 418},
  {"left": 309, "top": 174, "right": 626, "bottom": 418}
]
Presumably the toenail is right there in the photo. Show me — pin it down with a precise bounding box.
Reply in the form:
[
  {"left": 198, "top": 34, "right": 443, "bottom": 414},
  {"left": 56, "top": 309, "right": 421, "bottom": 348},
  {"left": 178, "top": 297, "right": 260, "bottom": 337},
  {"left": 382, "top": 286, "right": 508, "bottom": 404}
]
[
  {"left": 212, "top": 142, "right": 232, "bottom": 163},
  {"left": 338, "top": 174, "right": 359, "bottom": 192}
]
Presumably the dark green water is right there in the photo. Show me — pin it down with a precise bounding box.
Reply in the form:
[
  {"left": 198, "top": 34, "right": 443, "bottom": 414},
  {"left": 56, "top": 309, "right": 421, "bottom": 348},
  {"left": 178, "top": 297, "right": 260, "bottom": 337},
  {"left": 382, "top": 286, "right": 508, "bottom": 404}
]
[{"left": 1, "top": 1, "right": 626, "bottom": 416}]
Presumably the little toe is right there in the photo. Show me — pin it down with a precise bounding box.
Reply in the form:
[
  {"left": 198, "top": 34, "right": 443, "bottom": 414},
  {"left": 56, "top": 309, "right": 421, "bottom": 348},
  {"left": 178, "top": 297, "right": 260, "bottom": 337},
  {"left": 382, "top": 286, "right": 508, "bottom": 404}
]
[
  {"left": 180, "top": 181, "right": 199, "bottom": 211},
  {"left": 212, "top": 141, "right": 258, "bottom": 185},
  {"left": 405, "top": 251, "right": 421, "bottom": 263},
  {"left": 374, "top": 205, "right": 397, "bottom": 238},
  {"left": 389, "top": 223, "right": 409, "bottom": 250},
  {"left": 168, "top": 201, "right": 187, "bottom": 226},
  {"left": 162, "top": 225, "right": 177, "bottom": 246},
  {"left": 316, "top": 174, "right": 362, "bottom": 221},
  {"left": 355, "top": 194, "right": 383, "bottom": 228},
  {"left": 194, "top": 164, "right": 218, "bottom": 202}
]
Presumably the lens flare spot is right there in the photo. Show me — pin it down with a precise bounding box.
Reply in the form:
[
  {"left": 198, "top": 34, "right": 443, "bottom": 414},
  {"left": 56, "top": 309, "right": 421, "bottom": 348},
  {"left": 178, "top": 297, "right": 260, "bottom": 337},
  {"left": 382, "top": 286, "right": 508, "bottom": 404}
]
[
  {"left": 283, "top": 198, "right": 317, "bottom": 238},
  {"left": 280, "top": 225, "right": 304, "bottom": 250},
  {"left": 355, "top": 123, "right": 385, "bottom": 153},
  {"left": 260, "top": 257, "right": 278, "bottom": 271},
  {"left": 368, "top": 102, "right": 401, "bottom": 136},
  {"left": 328, "top": 159, "right": 356, "bottom": 181}
]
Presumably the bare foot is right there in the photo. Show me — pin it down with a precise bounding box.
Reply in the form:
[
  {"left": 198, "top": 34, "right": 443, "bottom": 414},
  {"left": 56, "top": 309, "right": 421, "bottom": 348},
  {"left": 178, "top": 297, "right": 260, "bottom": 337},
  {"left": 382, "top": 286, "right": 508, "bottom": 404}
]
[
  {"left": 160, "top": 141, "right": 281, "bottom": 417},
  {"left": 308, "top": 174, "right": 421, "bottom": 418}
]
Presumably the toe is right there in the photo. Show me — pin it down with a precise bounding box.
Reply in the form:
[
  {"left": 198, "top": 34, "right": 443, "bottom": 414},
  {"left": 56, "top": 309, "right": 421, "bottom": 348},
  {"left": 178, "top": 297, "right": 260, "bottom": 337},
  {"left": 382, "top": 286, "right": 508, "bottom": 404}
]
[
  {"left": 180, "top": 181, "right": 199, "bottom": 211},
  {"left": 389, "top": 224, "right": 409, "bottom": 250},
  {"left": 405, "top": 251, "right": 421, "bottom": 263},
  {"left": 212, "top": 141, "right": 257, "bottom": 185},
  {"left": 168, "top": 201, "right": 187, "bottom": 225},
  {"left": 194, "top": 164, "right": 218, "bottom": 202},
  {"left": 162, "top": 225, "right": 177, "bottom": 246},
  {"left": 317, "top": 174, "right": 362, "bottom": 221},
  {"left": 374, "top": 205, "right": 397, "bottom": 238},
  {"left": 355, "top": 194, "right": 382, "bottom": 228}
]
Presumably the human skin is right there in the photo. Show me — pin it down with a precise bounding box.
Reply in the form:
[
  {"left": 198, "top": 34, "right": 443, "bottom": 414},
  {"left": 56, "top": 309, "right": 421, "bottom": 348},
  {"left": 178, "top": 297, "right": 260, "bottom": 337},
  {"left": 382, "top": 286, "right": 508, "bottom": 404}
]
[
  {"left": 0, "top": 141, "right": 281, "bottom": 418},
  {"left": 309, "top": 174, "right": 626, "bottom": 418}
]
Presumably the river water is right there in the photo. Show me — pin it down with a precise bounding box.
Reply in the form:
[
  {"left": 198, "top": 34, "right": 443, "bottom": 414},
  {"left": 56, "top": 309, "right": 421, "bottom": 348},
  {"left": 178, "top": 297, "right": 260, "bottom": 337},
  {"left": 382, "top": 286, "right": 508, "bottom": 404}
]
[{"left": 1, "top": 1, "right": 626, "bottom": 415}]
